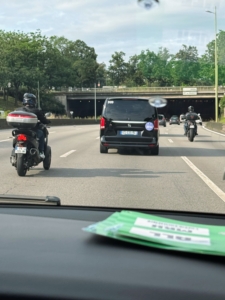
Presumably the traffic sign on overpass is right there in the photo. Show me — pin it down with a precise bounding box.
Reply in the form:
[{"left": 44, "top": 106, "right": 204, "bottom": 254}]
[{"left": 183, "top": 87, "right": 197, "bottom": 96}]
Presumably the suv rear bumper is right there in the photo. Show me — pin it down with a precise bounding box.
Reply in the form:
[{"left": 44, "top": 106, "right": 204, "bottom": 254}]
[{"left": 100, "top": 136, "right": 158, "bottom": 149}]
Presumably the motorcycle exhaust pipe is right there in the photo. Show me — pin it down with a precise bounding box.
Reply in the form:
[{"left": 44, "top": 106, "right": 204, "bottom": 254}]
[{"left": 30, "top": 148, "right": 38, "bottom": 156}]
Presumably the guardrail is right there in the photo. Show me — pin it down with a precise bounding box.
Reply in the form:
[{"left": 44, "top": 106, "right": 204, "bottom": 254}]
[
  {"left": 0, "top": 119, "right": 99, "bottom": 130},
  {"left": 52, "top": 86, "right": 225, "bottom": 93},
  {"left": 205, "top": 122, "right": 225, "bottom": 134}
]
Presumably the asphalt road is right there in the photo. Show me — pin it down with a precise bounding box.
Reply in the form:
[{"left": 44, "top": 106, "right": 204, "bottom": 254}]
[{"left": 1, "top": 123, "right": 225, "bottom": 214}]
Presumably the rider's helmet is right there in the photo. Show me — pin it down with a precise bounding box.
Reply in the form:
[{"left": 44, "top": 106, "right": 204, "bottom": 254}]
[
  {"left": 23, "top": 93, "right": 37, "bottom": 108},
  {"left": 188, "top": 106, "right": 194, "bottom": 112}
]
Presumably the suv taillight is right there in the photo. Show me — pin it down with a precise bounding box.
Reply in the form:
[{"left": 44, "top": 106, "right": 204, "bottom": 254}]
[
  {"left": 100, "top": 117, "right": 106, "bottom": 129},
  {"left": 154, "top": 119, "right": 159, "bottom": 130}
]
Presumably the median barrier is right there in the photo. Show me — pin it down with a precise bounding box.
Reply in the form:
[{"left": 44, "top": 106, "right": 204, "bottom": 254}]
[
  {"left": 0, "top": 118, "right": 99, "bottom": 130},
  {"left": 205, "top": 122, "right": 225, "bottom": 134}
]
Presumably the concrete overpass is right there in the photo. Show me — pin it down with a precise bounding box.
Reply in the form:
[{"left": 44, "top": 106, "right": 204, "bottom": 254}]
[{"left": 53, "top": 86, "right": 225, "bottom": 120}]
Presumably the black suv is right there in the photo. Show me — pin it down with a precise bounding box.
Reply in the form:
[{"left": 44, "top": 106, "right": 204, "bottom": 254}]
[{"left": 100, "top": 97, "right": 159, "bottom": 155}]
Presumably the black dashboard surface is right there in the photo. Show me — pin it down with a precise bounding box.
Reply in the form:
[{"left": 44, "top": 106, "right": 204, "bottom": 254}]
[{"left": 0, "top": 206, "right": 225, "bottom": 300}]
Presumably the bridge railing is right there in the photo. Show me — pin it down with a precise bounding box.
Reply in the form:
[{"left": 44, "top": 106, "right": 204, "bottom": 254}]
[{"left": 52, "top": 86, "right": 225, "bottom": 93}]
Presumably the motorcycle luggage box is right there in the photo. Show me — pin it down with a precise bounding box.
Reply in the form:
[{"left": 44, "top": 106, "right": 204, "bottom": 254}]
[{"left": 7, "top": 111, "right": 38, "bottom": 129}]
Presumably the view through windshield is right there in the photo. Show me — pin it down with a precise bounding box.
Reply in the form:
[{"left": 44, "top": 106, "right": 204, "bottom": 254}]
[{"left": 0, "top": 0, "right": 225, "bottom": 214}]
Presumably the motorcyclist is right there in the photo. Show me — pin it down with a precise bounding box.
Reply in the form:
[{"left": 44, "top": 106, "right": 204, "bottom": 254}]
[
  {"left": 183, "top": 106, "right": 198, "bottom": 136},
  {"left": 15, "top": 93, "right": 50, "bottom": 159}
]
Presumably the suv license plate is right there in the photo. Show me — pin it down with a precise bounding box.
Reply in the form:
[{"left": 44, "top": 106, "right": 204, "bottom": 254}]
[
  {"left": 189, "top": 125, "right": 195, "bottom": 128},
  {"left": 120, "top": 131, "right": 138, "bottom": 136},
  {"left": 15, "top": 147, "right": 27, "bottom": 154}
]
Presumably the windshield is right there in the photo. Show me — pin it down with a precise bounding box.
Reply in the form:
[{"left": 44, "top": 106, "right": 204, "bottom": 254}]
[{"left": 0, "top": 0, "right": 225, "bottom": 215}]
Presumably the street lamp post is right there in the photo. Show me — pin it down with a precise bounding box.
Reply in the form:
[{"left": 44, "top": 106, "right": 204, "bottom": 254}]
[
  {"left": 94, "top": 82, "right": 97, "bottom": 120},
  {"left": 206, "top": 6, "right": 218, "bottom": 122},
  {"left": 37, "top": 80, "right": 40, "bottom": 109}
]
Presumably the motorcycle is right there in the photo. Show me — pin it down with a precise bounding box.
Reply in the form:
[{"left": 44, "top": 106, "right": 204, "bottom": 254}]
[
  {"left": 185, "top": 112, "right": 199, "bottom": 142},
  {"left": 7, "top": 111, "right": 51, "bottom": 176}
]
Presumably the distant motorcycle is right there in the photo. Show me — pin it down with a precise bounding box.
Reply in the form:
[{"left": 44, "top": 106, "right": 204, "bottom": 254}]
[
  {"left": 7, "top": 111, "right": 51, "bottom": 176},
  {"left": 185, "top": 112, "right": 199, "bottom": 142}
]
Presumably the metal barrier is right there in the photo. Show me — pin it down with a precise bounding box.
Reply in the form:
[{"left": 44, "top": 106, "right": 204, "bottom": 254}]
[{"left": 52, "top": 86, "right": 225, "bottom": 93}]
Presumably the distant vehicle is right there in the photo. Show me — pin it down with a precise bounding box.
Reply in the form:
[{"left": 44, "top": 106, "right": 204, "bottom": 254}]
[
  {"left": 169, "top": 115, "right": 180, "bottom": 125},
  {"left": 158, "top": 114, "right": 166, "bottom": 127},
  {"left": 196, "top": 113, "right": 202, "bottom": 125},
  {"left": 179, "top": 114, "right": 185, "bottom": 123}
]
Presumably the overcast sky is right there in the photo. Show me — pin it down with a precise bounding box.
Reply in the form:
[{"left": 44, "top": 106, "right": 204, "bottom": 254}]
[{"left": 0, "top": 0, "right": 225, "bottom": 64}]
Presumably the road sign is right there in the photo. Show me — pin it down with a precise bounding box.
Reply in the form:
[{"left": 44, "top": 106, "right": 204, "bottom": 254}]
[{"left": 183, "top": 88, "right": 197, "bottom": 95}]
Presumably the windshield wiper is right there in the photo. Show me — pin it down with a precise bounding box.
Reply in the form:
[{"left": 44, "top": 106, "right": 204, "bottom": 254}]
[{"left": 0, "top": 195, "right": 61, "bottom": 206}]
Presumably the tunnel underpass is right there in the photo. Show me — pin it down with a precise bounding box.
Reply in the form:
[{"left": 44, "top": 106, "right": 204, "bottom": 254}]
[
  {"left": 67, "top": 99, "right": 105, "bottom": 118},
  {"left": 157, "top": 98, "right": 215, "bottom": 120},
  {"left": 67, "top": 98, "right": 215, "bottom": 120}
]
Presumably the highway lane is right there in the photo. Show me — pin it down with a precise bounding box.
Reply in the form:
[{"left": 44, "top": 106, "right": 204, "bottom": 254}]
[{"left": 0, "top": 123, "right": 225, "bottom": 214}]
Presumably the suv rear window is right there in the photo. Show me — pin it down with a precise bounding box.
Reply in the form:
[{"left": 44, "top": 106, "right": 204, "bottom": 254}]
[
  {"left": 158, "top": 115, "right": 164, "bottom": 120},
  {"left": 104, "top": 99, "right": 156, "bottom": 121}
]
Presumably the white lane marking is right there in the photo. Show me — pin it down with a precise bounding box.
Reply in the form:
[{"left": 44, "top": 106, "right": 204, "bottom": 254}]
[
  {"left": 60, "top": 150, "right": 76, "bottom": 158},
  {"left": 202, "top": 126, "right": 225, "bottom": 137},
  {"left": 181, "top": 156, "right": 225, "bottom": 203},
  {"left": 121, "top": 174, "right": 153, "bottom": 176},
  {"left": 168, "top": 139, "right": 173, "bottom": 143},
  {"left": 96, "top": 137, "right": 100, "bottom": 139},
  {"left": 0, "top": 139, "right": 11, "bottom": 142},
  {"left": 49, "top": 131, "right": 56, "bottom": 134}
]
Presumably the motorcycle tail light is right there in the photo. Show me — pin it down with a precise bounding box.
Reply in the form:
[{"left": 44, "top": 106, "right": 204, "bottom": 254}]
[{"left": 17, "top": 134, "right": 27, "bottom": 141}]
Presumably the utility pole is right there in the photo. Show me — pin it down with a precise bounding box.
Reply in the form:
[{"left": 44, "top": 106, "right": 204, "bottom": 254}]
[{"left": 94, "top": 82, "right": 97, "bottom": 120}]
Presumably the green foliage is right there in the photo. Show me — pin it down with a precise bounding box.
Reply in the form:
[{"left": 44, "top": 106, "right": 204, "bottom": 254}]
[
  {"left": 0, "top": 30, "right": 99, "bottom": 102},
  {"left": 106, "top": 31, "right": 225, "bottom": 87},
  {"left": 125, "top": 55, "right": 144, "bottom": 87},
  {"left": 40, "top": 94, "right": 66, "bottom": 115},
  {"left": 4, "top": 110, "right": 11, "bottom": 117},
  {"left": 108, "top": 51, "right": 128, "bottom": 85},
  {"left": 0, "top": 96, "right": 18, "bottom": 111},
  {"left": 170, "top": 45, "right": 200, "bottom": 86},
  {"left": 1, "top": 28, "right": 225, "bottom": 104},
  {"left": 219, "top": 96, "right": 225, "bottom": 111},
  {"left": 137, "top": 50, "right": 157, "bottom": 85}
]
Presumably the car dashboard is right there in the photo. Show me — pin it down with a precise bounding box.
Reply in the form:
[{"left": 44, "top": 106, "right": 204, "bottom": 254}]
[{"left": 0, "top": 205, "right": 225, "bottom": 300}]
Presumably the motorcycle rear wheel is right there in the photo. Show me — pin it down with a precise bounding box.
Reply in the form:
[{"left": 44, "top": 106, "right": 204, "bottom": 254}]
[
  {"left": 43, "top": 146, "right": 51, "bottom": 170},
  {"left": 16, "top": 154, "right": 27, "bottom": 176},
  {"left": 188, "top": 128, "right": 195, "bottom": 142}
]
